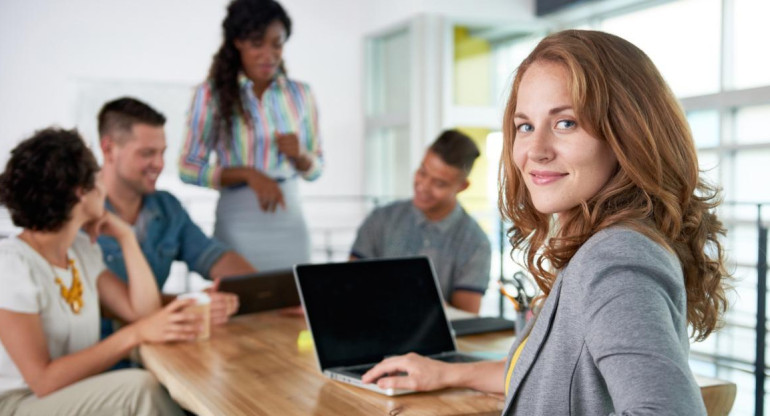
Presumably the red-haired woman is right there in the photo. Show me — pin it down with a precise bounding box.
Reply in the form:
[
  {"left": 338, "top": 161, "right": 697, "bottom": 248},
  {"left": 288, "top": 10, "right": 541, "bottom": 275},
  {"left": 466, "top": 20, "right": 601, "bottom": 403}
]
[{"left": 362, "top": 30, "right": 729, "bottom": 415}]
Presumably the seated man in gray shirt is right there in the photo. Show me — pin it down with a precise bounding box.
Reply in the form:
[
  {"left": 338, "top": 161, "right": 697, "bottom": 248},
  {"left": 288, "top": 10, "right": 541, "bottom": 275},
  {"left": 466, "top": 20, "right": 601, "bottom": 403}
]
[{"left": 350, "top": 130, "right": 491, "bottom": 313}]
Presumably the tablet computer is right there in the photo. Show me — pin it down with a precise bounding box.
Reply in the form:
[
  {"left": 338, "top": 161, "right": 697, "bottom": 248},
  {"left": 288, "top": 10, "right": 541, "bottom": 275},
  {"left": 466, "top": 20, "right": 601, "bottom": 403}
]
[{"left": 219, "top": 269, "right": 300, "bottom": 315}]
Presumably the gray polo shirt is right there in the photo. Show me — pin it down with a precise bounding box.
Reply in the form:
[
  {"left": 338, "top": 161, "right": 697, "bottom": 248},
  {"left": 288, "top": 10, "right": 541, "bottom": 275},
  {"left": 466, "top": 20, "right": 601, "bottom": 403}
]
[{"left": 351, "top": 199, "right": 491, "bottom": 301}]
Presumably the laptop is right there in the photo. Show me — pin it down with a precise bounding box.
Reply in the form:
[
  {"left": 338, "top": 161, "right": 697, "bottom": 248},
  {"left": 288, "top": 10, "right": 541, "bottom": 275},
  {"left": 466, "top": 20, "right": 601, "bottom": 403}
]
[
  {"left": 294, "top": 256, "right": 485, "bottom": 396},
  {"left": 219, "top": 269, "right": 300, "bottom": 315}
]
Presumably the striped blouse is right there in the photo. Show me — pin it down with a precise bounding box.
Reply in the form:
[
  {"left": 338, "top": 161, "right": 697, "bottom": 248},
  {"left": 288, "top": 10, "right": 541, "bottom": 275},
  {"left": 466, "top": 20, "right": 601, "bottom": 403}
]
[{"left": 179, "top": 72, "right": 323, "bottom": 189}]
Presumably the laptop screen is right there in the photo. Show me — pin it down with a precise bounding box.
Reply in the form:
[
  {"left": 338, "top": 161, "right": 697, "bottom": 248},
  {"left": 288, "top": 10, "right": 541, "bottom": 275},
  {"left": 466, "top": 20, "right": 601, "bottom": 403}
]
[{"left": 295, "top": 257, "right": 456, "bottom": 370}]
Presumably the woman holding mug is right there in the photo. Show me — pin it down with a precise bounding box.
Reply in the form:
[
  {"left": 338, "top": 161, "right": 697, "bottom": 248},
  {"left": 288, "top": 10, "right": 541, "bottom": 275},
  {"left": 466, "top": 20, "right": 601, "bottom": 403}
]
[{"left": 0, "top": 128, "right": 200, "bottom": 415}]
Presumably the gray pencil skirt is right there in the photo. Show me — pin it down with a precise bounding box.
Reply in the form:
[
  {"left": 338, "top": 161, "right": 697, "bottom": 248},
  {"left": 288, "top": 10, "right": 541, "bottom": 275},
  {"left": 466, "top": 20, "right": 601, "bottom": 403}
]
[{"left": 214, "top": 179, "right": 311, "bottom": 272}]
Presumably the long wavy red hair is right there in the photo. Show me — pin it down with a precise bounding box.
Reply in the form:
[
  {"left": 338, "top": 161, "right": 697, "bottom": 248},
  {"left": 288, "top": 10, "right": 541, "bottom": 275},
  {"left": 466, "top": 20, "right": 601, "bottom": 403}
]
[{"left": 499, "top": 30, "right": 729, "bottom": 341}]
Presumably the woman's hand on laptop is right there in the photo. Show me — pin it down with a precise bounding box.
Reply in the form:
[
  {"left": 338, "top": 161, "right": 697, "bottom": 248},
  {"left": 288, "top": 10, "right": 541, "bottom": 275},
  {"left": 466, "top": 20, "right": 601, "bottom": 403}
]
[{"left": 361, "top": 353, "right": 453, "bottom": 392}]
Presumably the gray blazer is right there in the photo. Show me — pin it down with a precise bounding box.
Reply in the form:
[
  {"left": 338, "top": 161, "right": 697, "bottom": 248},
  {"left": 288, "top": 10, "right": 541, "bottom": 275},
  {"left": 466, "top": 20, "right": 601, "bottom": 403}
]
[{"left": 502, "top": 228, "right": 706, "bottom": 415}]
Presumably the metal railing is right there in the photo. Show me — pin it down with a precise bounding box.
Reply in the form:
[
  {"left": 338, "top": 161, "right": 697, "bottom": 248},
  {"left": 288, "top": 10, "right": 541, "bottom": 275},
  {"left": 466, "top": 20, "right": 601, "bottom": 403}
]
[{"left": 746, "top": 202, "right": 769, "bottom": 416}]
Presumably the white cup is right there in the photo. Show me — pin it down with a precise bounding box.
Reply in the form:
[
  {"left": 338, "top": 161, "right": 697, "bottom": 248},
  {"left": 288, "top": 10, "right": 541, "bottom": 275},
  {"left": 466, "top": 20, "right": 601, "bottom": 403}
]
[{"left": 178, "top": 292, "right": 211, "bottom": 340}]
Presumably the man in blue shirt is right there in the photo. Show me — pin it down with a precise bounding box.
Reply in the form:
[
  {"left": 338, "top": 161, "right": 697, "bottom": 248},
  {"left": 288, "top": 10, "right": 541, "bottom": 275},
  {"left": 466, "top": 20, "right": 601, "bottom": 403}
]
[
  {"left": 97, "top": 97, "right": 256, "bottom": 332},
  {"left": 351, "top": 130, "right": 491, "bottom": 313}
]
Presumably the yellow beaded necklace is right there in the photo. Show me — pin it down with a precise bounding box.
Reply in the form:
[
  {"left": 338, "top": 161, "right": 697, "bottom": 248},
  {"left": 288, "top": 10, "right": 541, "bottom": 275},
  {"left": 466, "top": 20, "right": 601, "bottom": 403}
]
[
  {"left": 22, "top": 233, "right": 85, "bottom": 314},
  {"left": 54, "top": 258, "right": 84, "bottom": 314}
]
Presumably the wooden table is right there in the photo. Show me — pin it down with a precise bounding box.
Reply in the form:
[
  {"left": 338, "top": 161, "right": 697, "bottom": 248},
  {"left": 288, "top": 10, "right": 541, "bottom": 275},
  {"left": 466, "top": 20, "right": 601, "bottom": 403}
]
[
  {"left": 140, "top": 311, "right": 736, "bottom": 416},
  {"left": 697, "top": 374, "right": 737, "bottom": 416},
  {"left": 140, "top": 311, "right": 506, "bottom": 416}
]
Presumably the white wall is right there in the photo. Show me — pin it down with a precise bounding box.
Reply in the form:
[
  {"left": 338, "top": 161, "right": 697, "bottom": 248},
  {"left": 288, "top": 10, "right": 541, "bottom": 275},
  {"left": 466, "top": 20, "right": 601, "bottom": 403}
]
[{"left": 0, "top": 0, "right": 223, "bottom": 144}]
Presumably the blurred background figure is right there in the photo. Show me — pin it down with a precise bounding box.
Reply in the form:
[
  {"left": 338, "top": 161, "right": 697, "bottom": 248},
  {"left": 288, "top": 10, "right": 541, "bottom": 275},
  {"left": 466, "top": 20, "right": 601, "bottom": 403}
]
[
  {"left": 350, "top": 130, "right": 491, "bottom": 313},
  {"left": 98, "top": 97, "right": 253, "bottom": 348},
  {"left": 179, "top": 0, "right": 323, "bottom": 272}
]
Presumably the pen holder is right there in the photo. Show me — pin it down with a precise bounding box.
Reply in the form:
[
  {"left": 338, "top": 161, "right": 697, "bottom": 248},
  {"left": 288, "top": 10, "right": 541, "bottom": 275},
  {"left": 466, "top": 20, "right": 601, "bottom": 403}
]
[{"left": 515, "top": 308, "right": 529, "bottom": 335}]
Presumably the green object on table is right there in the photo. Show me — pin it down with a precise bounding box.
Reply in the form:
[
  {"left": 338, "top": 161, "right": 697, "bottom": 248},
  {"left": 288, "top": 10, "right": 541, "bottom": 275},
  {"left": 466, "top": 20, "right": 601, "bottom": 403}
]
[{"left": 297, "top": 329, "right": 314, "bottom": 351}]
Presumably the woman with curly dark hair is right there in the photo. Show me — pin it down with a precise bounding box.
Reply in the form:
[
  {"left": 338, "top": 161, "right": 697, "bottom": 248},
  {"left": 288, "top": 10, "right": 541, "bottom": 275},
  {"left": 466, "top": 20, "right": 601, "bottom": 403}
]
[
  {"left": 0, "top": 128, "right": 200, "bottom": 415},
  {"left": 362, "top": 30, "right": 730, "bottom": 415},
  {"left": 179, "top": 0, "right": 322, "bottom": 271}
]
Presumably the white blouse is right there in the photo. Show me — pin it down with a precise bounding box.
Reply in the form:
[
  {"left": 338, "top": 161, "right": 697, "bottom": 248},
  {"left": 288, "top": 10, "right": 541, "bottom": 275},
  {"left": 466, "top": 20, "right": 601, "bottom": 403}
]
[{"left": 0, "top": 232, "right": 104, "bottom": 394}]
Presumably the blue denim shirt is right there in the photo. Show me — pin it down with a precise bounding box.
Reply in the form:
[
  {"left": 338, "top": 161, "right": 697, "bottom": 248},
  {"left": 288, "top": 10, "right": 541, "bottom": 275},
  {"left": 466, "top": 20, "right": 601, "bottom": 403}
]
[
  {"left": 98, "top": 190, "right": 229, "bottom": 288},
  {"left": 99, "top": 191, "right": 229, "bottom": 350}
]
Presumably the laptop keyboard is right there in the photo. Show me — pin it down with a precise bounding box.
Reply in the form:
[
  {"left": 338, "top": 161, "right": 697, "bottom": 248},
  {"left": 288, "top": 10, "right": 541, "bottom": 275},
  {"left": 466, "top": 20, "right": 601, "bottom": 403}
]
[{"left": 345, "top": 365, "right": 375, "bottom": 377}]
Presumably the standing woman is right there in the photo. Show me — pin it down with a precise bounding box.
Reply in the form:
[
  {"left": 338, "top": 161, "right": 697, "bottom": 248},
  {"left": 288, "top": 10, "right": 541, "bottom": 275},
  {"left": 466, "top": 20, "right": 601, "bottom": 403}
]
[
  {"left": 362, "top": 30, "right": 730, "bottom": 415},
  {"left": 0, "top": 128, "right": 198, "bottom": 415},
  {"left": 179, "top": 0, "right": 322, "bottom": 271}
]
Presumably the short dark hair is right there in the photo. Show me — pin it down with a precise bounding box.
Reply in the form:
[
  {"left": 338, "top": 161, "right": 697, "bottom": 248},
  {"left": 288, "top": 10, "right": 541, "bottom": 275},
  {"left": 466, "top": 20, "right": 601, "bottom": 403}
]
[
  {"left": 428, "top": 130, "right": 480, "bottom": 176},
  {"left": 97, "top": 97, "right": 166, "bottom": 138},
  {"left": 0, "top": 127, "right": 100, "bottom": 231}
]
